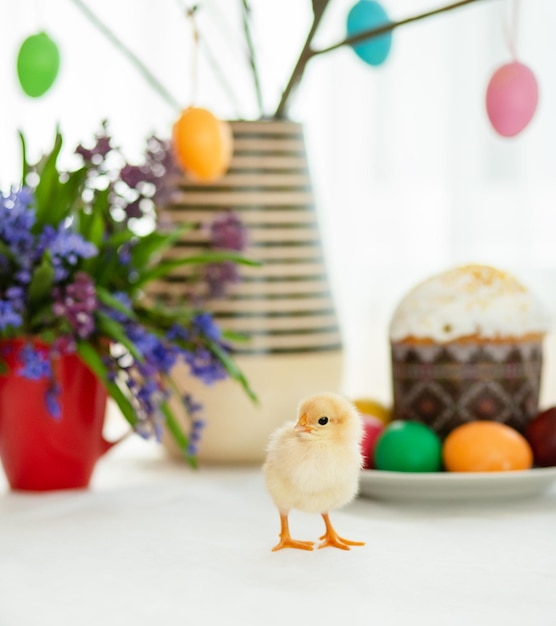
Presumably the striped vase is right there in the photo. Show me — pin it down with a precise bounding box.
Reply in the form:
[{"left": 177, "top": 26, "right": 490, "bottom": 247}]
[{"left": 150, "top": 119, "right": 343, "bottom": 463}]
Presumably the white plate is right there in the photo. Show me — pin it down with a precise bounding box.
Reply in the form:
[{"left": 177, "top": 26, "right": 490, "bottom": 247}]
[{"left": 359, "top": 467, "right": 556, "bottom": 502}]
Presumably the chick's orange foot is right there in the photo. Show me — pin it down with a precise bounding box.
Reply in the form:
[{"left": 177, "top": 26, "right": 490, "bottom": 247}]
[
  {"left": 272, "top": 513, "right": 314, "bottom": 551},
  {"left": 272, "top": 537, "right": 314, "bottom": 552},
  {"left": 318, "top": 513, "right": 365, "bottom": 551}
]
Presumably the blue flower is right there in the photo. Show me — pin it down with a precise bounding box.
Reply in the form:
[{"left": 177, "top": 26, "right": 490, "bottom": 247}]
[
  {"left": 45, "top": 384, "right": 61, "bottom": 420},
  {"left": 184, "top": 347, "right": 227, "bottom": 385},
  {"left": 193, "top": 312, "right": 221, "bottom": 342},
  {"left": 0, "top": 188, "right": 36, "bottom": 254},
  {"left": 103, "top": 292, "right": 133, "bottom": 323},
  {"left": 184, "top": 393, "right": 203, "bottom": 417},
  {"left": 127, "top": 324, "right": 179, "bottom": 374},
  {"left": 187, "top": 418, "right": 206, "bottom": 455},
  {"left": 167, "top": 324, "right": 189, "bottom": 342},
  {"left": 0, "top": 300, "right": 23, "bottom": 331},
  {"left": 46, "top": 222, "right": 98, "bottom": 282},
  {"left": 17, "top": 344, "right": 52, "bottom": 380}
]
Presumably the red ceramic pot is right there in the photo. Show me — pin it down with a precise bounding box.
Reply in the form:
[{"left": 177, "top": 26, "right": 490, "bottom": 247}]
[{"left": 0, "top": 339, "right": 114, "bottom": 491}]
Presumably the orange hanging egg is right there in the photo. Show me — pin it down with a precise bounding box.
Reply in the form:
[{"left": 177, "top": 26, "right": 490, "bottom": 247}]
[{"left": 172, "top": 107, "right": 233, "bottom": 182}]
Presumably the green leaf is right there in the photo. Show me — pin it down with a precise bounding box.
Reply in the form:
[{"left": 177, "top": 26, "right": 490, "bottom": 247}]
[
  {"left": 96, "top": 286, "right": 137, "bottom": 320},
  {"left": 95, "top": 312, "right": 144, "bottom": 362},
  {"left": 103, "top": 230, "right": 136, "bottom": 249},
  {"left": 135, "top": 251, "right": 261, "bottom": 287},
  {"left": 27, "top": 257, "right": 55, "bottom": 306},
  {"left": 76, "top": 341, "right": 138, "bottom": 427},
  {"left": 0, "top": 240, "right": 15, "bottom": 260},
  {"left": 130, "top": 225, "right": 193, "bottom": 270},
  {"left": 0, "top": 358, "right": 9, "bottom": 375},
  {"left": 82, "top": 188, "right": 109, "bottom": 246},
  {"left": 91, "top": 184, "right": 111, "bottom": 214},
  {"left": 59, "top": 166, "right": 88, "bottom": 216},
  {"left": 159, "top": 400, "right": 197, "bottom": 469},
  {"left": 18, "top": 130, "right": 30, "bottom": 183},
  {"left": 210, "top": 341, "right": 258, "bottom": 403},
  {"left": 221, "top": 329, "right": 250, "bottom": 344},
  {"left": 33, "top": 128, "right": 64, "bottom": 228},
  {"left": 29, "top": 303, "right": 58, "bottom": 331}
]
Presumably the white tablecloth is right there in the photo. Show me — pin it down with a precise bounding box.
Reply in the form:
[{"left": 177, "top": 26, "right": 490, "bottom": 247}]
[{"left": 1, "top": 437, "right": 555, "bottom": 626}]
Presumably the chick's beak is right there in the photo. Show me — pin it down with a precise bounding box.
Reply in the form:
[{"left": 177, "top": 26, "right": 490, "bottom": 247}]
[{"left": 294, "top": 412, "right": 313, "bottom": 433}]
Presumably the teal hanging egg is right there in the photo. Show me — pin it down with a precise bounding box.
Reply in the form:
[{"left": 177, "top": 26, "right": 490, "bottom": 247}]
[
  {"left": 347, "top": 0, "right": 392, "bottom": 67},
  {"left": 17, "top": 32, "right": 60, "bottom": 98}
]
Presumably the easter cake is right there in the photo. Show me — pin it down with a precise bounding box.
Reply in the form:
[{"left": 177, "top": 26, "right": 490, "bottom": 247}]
[{"left": 389, "top": 264, "right": 551, "bottom": 438}]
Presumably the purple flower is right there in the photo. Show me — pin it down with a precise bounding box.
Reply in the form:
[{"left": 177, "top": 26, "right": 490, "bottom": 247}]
[
  {"left": 52, "top": 273, "right": 97, "bottom": 338},
  {"left": 17, "top": 344, "right": 51, "bottom": 381},
  {"left": 51, "top": 335, "right": 77, "bottom": 356},
  {"left": 209, "top": 211, "right": 248, "bottom": 251},
  {"left": 123, "top": 197, "right": 144, "bottom": 220},
  {"left": 202, "top": 261, "right": 240, "bottom": 298},
  {"left": 120, "top": 164, "right": 147, "bottom": 189},
  {"left": 75, "top": 128, "right": 113, "bottom": 164}
]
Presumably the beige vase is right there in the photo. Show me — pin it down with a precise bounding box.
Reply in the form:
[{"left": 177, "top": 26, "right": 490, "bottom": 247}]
[{"left": 149, "top": 119, "right": 344, "bottom": 464}]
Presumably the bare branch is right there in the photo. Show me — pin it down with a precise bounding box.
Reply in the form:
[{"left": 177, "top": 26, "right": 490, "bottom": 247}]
[{"left": 274, "top": 0, "right": 497, "bottom": 119}]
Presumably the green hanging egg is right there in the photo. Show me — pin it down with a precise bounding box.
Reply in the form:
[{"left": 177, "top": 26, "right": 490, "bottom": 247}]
[{"left": 17, "top": 32, "right": 60, "bottom": 98}]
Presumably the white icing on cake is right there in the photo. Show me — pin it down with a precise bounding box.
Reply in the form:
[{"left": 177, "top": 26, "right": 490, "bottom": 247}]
[{"left": 389, "top": 264, "right": 551, "bottom": 343}]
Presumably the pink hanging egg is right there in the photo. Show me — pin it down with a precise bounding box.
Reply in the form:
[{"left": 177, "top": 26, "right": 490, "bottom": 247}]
[{"left": 486, "top": 61, "right": 539, "bottom": 137}]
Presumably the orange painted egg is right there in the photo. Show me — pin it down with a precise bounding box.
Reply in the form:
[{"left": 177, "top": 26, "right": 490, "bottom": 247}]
[
  {"left": 172, "top": 107, "right": 233, "bottom": 181},
  {"left": 443, "top": 421, "right": 533, "bottom": 472}
]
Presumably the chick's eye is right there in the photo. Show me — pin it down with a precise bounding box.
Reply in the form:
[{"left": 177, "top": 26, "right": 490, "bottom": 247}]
[{"left": 318, "top": 416, "right": 329, "bottom": 426}]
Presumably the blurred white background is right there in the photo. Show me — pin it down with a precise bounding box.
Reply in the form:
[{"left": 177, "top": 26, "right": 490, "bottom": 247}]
[{"left": 1, "top": 0, "right": 555, "bottom": 406}]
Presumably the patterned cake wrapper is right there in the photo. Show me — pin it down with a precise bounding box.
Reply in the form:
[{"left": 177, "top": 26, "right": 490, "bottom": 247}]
[{"left": 390, "top": 340, "right": 543, "bottom": 439}]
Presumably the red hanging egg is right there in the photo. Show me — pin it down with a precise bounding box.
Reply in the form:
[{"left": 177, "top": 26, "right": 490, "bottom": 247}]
[
  {"left": 172, "top": 107, "right": 233, "bottom": 181},
  {"left": 485, "top": 61, "right": 539, "bottom": 138}
]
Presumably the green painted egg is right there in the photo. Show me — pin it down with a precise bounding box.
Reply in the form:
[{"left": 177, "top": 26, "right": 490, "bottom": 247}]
[
  {"left": 17, "top": 32, "right": 60, "bottom": 98},
  {"left": 374, "top": 420, "right": 442, "bottom": 472}
]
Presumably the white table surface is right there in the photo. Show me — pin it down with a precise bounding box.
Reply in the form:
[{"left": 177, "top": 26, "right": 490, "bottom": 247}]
[{"left": 1, "top": 436, "right": 556, "bottom": 626}]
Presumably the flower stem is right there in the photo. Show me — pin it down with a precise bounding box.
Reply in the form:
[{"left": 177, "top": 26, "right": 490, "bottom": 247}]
[
  {"left": 273, "top": 0, "right": 332, "bottom": 120},
  {"left": 274, "top": 0, "right": 496, "bottom": 119},
  {"left": 240, "top": 0, "right": 264, "bottom": 118},
  {"left": 69, "top": 0, "right": 182, "bottom": 112}
]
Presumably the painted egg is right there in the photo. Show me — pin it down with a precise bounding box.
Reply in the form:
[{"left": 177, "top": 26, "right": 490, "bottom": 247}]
[
  {"left": 346, "top": 0, "right": 392, "bottom": 67},
  {"left": 17, "top": 32, "right": 60, "bottom": 98},
  {"left": 485, "top": 61, "right": 538, "bottom": 137},
  {"left": 353, "top": 397, "right": 391, "bottom": 425},
  {"left": 374, "top": 420, "right": 442, "bottom": 472},
  {"left": 172, "top": 107, "right": 233, "bottom": 182},
  {"left": 443, "top": 421, "right": 533, "bottom": 472},
  {"left": 525, "top": 407, "right": 556, "bottom": 467},
  {"left": 360, "top": 414, "right": 385, "bottom": 469}
]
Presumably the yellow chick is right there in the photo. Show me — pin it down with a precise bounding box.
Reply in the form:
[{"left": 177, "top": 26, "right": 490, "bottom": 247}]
[{"left": 263, "top": 391, "right": 365, "bottom": 551}]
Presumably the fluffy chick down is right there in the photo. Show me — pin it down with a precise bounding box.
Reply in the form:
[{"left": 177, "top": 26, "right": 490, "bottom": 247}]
[{"left": 263, "top": 392, "right": 364, "bottom": 515}]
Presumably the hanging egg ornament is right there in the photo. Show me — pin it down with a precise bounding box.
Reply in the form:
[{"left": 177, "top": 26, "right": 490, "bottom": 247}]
[
  {"left": 17, "top": 32, "right": 60, "bottom": 98},
  {"left": 172, "top": 107, "right": 233, "bottom": 182},
  {"left": 346, "top": 0, "right": 392, "bottom": 67},
  {"left": 485, "top": 61, "right": 539, "bottom": 137}
]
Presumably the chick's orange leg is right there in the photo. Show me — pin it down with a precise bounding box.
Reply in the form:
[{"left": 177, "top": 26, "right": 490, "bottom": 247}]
[
  {"left": 272, "top": 513, "right": 314, "bottom": 552},
  {"left": 318, "top": 513, "right": 365, "bottom": 550}
]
